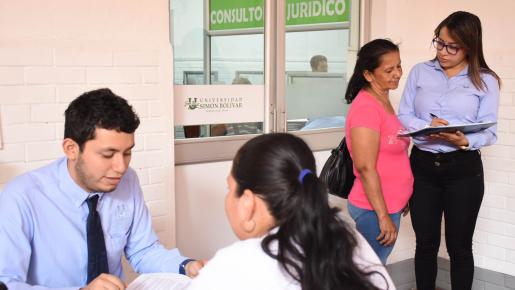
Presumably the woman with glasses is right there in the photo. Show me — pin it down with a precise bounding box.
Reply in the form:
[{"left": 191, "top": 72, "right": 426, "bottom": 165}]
[{"left": 398, "top": 11, "right": 501, "bottom": 290}]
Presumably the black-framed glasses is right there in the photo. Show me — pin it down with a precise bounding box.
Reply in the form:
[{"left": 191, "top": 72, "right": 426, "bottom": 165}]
[{"left": 432, "top": 38, "right": 461, "bottom": 55}]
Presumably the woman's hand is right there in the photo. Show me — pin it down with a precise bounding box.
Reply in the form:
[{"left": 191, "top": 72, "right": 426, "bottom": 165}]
[
  {"left": 430, "top": 117, "right": 449, "bottom": 127},
  {"left": 427, "top": 117, "right": 469, "bottom": 147},
  {"left": 376, "top": 215, "right": 398, "bottom": 246},
  {"left": 429, "top": 131, "right": 469, "bottom": 147}
]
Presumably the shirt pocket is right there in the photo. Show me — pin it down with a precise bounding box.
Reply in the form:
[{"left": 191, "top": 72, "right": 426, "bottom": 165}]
[{"left": 107, "top": 204, "right": 132, "bottom": 249}]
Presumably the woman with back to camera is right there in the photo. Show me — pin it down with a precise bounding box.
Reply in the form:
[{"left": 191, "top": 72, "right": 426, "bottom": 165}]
[
  {"left": 398, "top": 11, "right": 500, "bottom": 290},
  {"left": 344, "top": 39, "right": 413, "bottom": 265},
  {"left": 186, "top": 133, "right": 394, "bottom": 290}
]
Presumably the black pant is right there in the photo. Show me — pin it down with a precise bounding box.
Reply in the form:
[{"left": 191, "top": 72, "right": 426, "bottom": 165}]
[{"left": 410, "top": 147, "right": 484, "bottom": 290}]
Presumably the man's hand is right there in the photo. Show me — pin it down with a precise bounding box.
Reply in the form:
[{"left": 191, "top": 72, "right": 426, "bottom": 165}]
[
  {"left": 185, "top": 260, "right": 207, "bottom": 278},
  {"left": 81, "top": 274, "right": 126, "bottom": 290}
]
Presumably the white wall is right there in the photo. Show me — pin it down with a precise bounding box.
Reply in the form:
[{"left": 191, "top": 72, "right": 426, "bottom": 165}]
[
  {"left": 0, "top": 0, "right": 176, "bottom": 275},
  {"left": 368, "top": 0, "right": 515, "bottom": 276},
  {"left": 175, "top": 143, "right": 416, "bottom": 263}
]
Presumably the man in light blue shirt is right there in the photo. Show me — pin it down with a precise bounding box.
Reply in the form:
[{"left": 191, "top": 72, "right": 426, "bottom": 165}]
[{"left": 0, "top": 88, "right": 204, "bottom": 290}]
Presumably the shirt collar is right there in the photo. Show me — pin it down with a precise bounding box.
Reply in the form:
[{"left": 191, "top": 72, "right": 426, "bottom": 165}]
[
  {"left": 58, "top": 157, "right": 105, "bottom": 208},
  {"left": 429, "top": 59, "right": 469, "bottom": 77}
]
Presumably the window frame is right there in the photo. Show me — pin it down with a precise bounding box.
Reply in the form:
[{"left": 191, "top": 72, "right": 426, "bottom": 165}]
[{"left": 173, "top": 0, "right": 370, "bottom": 165}]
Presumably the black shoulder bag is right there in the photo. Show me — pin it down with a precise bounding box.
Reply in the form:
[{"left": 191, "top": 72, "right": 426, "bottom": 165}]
[{"left": 319, "top": 137, "right": 355, "bottom": 199}]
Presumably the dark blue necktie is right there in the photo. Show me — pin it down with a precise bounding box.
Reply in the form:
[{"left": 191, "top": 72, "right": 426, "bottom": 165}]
[{"left": 86, "top": 195, "right": 109, "bottom": 283}]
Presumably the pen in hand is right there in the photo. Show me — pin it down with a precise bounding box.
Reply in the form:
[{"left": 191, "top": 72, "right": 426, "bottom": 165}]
[
  {"left": 429, "top": 113, "right": 439, "bottom": 119},
  {"left": 429, "top": 113, "right": 449, "bottom": 127}
]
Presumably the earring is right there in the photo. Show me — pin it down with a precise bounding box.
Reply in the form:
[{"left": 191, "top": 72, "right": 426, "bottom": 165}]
[{"left": 242, "top": 219, "right": 256, "bottom": 233}]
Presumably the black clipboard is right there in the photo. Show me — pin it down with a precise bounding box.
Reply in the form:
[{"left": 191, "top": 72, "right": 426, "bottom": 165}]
[{"left": 398, "top": 121, "right": 496, "bottom": 137}]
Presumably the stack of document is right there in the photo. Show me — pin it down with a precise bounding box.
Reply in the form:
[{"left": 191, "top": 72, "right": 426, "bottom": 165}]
[{"left": 127, "top": 273, "right": 191, "bottom": 290}]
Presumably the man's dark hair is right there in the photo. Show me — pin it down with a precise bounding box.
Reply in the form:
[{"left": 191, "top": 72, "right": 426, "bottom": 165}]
[
  {"left": 310, "top": 55, "right": 327, "bottom": 71},
  {"left": 64, "top": 88, "right": 140, "bottom": 151}
]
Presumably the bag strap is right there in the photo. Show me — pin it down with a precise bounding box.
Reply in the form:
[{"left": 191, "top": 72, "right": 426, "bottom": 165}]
[{"left": 336, "top": 137, "right": 347, "bottom": 151}]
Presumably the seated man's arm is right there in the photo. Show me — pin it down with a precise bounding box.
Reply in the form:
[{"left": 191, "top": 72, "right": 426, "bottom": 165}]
[
  {"left": 123, "top": 172, "right": 191, "bottom": 275},
  {"left": 0, "top": 188, "right": 79, "bottom": 290}
]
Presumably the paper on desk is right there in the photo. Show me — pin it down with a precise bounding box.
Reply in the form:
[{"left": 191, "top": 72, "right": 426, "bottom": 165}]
[{"left": 127, "top": 273, "right": 191, "bottom": 290}]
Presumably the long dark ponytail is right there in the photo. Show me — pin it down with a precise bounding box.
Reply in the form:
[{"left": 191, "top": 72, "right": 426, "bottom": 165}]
[
  {"left": 232, "top": 133, "right": 385, "bottom": 290},
  {"left": 345, "top": 39, "right": 400, "bottom": 104}
]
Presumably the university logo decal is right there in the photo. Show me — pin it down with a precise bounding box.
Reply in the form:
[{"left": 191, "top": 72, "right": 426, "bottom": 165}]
[{"left": 184, "top": 97, "right": 199, "bottom": 110}]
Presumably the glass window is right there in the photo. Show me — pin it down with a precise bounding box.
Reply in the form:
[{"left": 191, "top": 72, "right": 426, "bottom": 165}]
[
  {"left": 172, "top": 1, "right": 204, "bottom": 85},
  {"left": 172, "top": 0, "right": 362, "bottom": 163},
  {"left": 210, "top": 35, "right": 264, "bottom": 85},
  {"left": 284, "top": 22, "right": 351, "bottom": 133},
  {"left": 172, "top": 0, "right": 265, "bottom": 139}
]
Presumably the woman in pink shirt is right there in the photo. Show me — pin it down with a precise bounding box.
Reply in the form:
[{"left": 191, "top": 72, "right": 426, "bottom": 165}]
[{"left": 344, "top": 39, "right": 414, "bottom": 264}]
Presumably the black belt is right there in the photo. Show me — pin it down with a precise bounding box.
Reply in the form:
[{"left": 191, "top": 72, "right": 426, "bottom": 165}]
[{"left": 412, "top": 146, "right": 479, "bottom": 166}]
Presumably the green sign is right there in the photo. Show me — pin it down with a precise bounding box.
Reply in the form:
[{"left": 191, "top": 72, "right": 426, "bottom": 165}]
[
  {"left": 286, "top": 0, "right": 350, "bottom": 26},
  {"left": 210, "top": 0, "right": 264, "bottom": 31},
  {"left": 210, "top": 0, "right": 350, "bottom": 31}
]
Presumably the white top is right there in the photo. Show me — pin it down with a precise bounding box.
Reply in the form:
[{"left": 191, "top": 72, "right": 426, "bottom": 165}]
[{"left": 186, "top": 230, "right": 395, "bottom": 290}]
